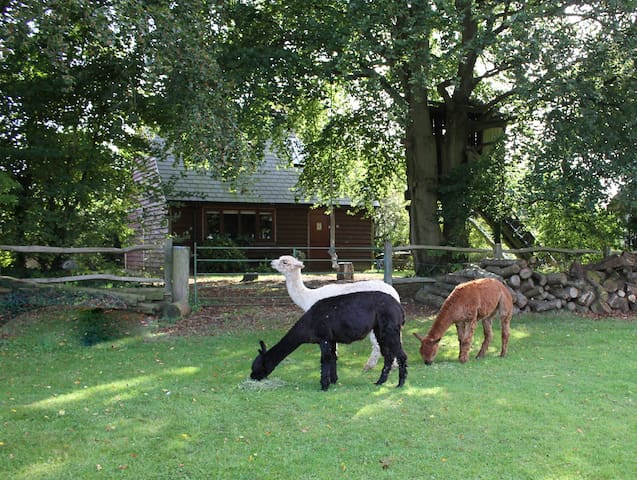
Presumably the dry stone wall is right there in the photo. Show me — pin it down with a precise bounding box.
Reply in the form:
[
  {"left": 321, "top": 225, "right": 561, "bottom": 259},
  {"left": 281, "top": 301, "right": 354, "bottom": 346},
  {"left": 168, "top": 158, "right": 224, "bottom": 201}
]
[{"left": 414, "top": 252, "right": 637, "bottom": 315}]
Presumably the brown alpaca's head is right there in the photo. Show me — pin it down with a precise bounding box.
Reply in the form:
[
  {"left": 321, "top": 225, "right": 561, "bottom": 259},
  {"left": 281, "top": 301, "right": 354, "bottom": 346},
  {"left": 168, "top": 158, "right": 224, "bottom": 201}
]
[{"left": 413, "top": 332, "right": 441, "bottom": 365}]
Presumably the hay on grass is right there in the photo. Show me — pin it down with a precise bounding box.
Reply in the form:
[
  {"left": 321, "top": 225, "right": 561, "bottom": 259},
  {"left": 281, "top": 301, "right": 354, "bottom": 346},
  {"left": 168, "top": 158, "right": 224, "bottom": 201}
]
[{"left": 238, "top": 377, "right": 287, "bottom": 391}]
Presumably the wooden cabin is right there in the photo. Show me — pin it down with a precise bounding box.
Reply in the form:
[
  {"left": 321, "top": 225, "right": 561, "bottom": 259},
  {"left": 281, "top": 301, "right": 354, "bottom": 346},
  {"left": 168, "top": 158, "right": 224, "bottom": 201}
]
[{"left": 128, "top": 148, "right": 375, "bottom": 273}]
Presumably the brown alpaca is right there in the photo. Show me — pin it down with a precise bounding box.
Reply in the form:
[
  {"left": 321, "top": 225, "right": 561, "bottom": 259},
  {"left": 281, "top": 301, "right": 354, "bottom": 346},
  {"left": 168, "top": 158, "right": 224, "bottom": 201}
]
[{"left": 413, "top": 278, "right": 513, "bottom": 364}]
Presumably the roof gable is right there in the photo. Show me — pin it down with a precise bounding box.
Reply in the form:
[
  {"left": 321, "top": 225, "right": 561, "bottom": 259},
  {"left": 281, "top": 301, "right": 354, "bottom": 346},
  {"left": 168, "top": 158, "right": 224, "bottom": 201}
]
[{"left": 155, "top": 148, "right": 311, "bottom": 204}]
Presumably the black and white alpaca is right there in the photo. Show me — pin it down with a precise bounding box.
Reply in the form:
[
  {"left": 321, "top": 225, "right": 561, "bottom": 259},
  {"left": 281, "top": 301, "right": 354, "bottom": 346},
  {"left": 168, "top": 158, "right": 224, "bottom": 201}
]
[
  {"left": 250, "top": 291, "right": 408, "bottom": 391},
  {"left": 271, "top": 255, "right": 401, "bottom": 370}
]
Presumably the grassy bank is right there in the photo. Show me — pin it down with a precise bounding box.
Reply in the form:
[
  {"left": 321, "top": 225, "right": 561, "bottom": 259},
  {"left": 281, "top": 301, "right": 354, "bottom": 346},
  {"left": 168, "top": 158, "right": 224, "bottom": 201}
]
[{"left": 1, "top": 307, "right": 635, "bottom": 479}]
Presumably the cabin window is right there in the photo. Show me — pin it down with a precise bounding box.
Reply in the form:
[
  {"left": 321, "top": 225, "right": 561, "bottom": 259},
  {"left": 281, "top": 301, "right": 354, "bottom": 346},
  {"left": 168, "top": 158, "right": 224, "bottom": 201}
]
[
  {"left": 259, "top": 212, "right": 273, "bottom": 240},
  {"left": 223, "top": 210, "right": 239, "bottom": 237},
  {"left": 206, "top": 212, "right": 221, "bottom": 237},
  {"left": 205, "top": 209, "right": 275, "bottom": 243},
  {"left": 240, "top": 211, "right": 257, "bottom": 240}
]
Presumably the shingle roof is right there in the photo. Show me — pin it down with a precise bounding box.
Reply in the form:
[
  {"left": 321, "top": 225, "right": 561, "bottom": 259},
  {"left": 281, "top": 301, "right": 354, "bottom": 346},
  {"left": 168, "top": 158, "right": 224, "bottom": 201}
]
[{"left": 155, "top": 148, "right": 312, "bottom": 204}]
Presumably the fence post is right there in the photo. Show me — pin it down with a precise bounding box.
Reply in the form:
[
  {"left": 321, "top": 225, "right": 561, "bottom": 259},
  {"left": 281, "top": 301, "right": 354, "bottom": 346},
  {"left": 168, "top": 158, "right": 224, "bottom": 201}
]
[
  {"left": 383, "top": 239, "right": 393, "bottom": 285},
  {"left": 163, "top": 238, "right": 173, "bottom": 301},
  {"left": 193, "top": 242, "right": 198, "bottom": 306},
  {"left": 494, "top": 243, "right": 503, "bottom": 260},
  {"left": 172, "top": 246, "right": 190, "bottom": 309}
]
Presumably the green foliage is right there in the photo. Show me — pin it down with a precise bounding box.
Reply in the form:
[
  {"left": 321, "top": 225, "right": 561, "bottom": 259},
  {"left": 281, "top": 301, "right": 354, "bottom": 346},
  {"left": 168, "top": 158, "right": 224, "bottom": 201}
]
[
  {"left": 373, "top": 191, "right": 410, "bottom": 248},
  {"left": 0, "top": 171, "right": 19, "bottom": 209},
  {"left": 3, "top": 0, "right": 635, "bottom": 272},
  {"left": 214, "top": 1, "right": 635, "bottom": 259},
  {"left": 0, "top": 1, "right": 151, "bottom": 264},
  {"left": 531, "top": 204, "right": 624, "bottom": 251},
  {"left": 512, "top": 1, "right": 637, "bottom": 247},
  {"left": 196, "top": 235, "right": 248, "bottom": 273}
]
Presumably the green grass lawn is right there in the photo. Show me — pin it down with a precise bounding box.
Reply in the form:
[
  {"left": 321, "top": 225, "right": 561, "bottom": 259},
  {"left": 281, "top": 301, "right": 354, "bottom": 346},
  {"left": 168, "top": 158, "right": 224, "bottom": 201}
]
[{"left": 1, "top": 307, "right": 636, "bottom": 479}]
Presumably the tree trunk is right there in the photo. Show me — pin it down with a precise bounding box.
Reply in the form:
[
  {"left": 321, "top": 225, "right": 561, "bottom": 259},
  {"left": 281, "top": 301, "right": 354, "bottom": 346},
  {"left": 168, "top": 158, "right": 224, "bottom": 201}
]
[
  {"left": 439, "top": 102, "right": 471, "bottom": 247},
  {"left": 405, "top": 94, "right": 441, "bottom": 275}
]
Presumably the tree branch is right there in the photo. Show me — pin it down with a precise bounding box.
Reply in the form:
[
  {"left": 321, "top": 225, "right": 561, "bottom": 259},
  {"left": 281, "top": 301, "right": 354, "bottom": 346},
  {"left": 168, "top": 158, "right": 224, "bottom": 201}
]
[{"left": 344, "top": 67, "right": 405, "bottom": 106}]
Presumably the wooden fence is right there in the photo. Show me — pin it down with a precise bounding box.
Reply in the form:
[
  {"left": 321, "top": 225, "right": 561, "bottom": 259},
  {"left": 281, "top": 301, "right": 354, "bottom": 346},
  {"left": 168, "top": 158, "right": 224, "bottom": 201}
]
[
  {"left": 0, "top": 241, "right": 191, "bottom": 317},
  {"left": 2, "top": 239, "right": 627, "bottom": 316},
  {"left": 380, "top": 241, "right": 614, "bottom": 283}
]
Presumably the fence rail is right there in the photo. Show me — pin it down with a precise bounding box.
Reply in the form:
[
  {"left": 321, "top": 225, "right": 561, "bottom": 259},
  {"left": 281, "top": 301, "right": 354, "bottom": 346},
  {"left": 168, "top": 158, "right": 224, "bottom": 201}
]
[
  {"left": 0, "top": 244, "right": 165, "bottom": 284},
  {"left": 0, "top": 244, "right": 162, "bottom": 254},
  {"left": 0, "top": 242, "right": 194, "bottom": 317},
  {"left": 191, "top": 245, "right": 384, "bottom": 271},
  {"left": 383, "top": 242, "right": 617, "bottom": 281}
]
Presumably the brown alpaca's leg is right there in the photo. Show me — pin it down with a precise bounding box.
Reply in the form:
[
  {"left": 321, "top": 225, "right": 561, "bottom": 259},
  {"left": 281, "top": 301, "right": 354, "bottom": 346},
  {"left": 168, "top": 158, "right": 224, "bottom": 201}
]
[
  {"left": 457, "top": 321, "right": 477, "bottom": 363},
  {"left": 500, "top": 312, "right": 511, "bottom": 357},
  {"left": 476, "top": 313, "right": 495, "bottom": 359},
  {"left": 456, "top": 322, "right": 467, "bottom": 362}
]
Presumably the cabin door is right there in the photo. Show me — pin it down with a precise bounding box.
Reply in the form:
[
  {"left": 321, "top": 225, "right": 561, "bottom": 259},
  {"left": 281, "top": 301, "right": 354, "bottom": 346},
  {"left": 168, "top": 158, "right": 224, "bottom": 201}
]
[{"left": 308, "top": 209, "right": 332, "bottom": 272}]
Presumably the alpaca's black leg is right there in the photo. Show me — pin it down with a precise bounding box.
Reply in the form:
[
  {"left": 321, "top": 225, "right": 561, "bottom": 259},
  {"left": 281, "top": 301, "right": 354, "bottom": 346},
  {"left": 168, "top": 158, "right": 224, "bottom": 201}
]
[
  {"left": 374, "top": 325, "right": 396, "bottom": 386},
  {"left": 330, "top": 341, "right": 338, "bottom": 384},
  {"left": 396, "top": 348, "right": 408, "bottom": 388},
  {"left": 375, "top": 357, "right": 392, "bottom": 385},
  {"left": 319, "top": 340, "right": 333, "bottom": 391}
]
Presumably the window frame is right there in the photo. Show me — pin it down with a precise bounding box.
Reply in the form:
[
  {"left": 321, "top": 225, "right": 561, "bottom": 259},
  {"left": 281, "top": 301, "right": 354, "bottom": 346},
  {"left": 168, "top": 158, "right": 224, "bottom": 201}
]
[{"left": 203, "top": 207, "right": 275, "bottom": 244}]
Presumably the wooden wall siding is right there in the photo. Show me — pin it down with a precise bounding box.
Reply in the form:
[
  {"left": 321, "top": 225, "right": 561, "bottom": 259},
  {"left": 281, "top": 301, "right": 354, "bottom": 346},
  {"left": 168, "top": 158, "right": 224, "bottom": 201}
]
[
  {"left": 164, "top": 202, "right": 374, "bottom": 271},
  {"left": 334, "top": 209, "right": 373, "bottom": 247},
  {"left": 275, "top": 205, "right": 310, "bottom": 246},
  {"left": 333, "top": 209, "right": 375, "bottom": 269},
  {"left": 128, "top": 158, "right": 168, "bottom": 273}
]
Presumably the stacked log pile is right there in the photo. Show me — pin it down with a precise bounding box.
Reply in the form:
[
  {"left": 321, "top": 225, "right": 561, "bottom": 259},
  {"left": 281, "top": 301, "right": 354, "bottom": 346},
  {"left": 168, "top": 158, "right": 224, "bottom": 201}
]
[{"left": 414, "top": 252, "right": 637, "bottom": 315}]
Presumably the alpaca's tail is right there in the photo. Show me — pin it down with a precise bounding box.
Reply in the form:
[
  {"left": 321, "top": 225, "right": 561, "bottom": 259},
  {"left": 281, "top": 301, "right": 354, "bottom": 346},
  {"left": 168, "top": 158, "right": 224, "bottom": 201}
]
[{"left": 498, "top": 284, "right": 514, "bottom": 320}]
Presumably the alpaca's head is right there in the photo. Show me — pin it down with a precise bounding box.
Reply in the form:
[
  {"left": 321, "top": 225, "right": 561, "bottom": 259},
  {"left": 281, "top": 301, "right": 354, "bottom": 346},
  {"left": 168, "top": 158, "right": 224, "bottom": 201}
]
[
  {"left": 271, "top": 255, "right": 304, "bottom": 275},
  {"left": 413, "top": 332, "right": 441, "bottom": 365},
  {"left": 250, "top": 340, "right": 270, "bottom": 380}
]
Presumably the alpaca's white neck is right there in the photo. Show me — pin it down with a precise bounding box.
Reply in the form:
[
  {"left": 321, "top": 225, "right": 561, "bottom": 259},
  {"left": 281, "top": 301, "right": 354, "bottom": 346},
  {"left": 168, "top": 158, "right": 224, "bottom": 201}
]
[{"left": 284, "top": 269, "right": 317, "bottom": 311}]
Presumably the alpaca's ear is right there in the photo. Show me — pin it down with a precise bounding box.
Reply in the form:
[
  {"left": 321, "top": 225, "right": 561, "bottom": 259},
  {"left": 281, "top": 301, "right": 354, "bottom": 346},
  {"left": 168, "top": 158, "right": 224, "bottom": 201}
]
[
  {"left": 258, "top": 340, "right": 267, "bottom": 354},
  {"left": 413, "top": 332, "right": 426, "bottom": 342}
]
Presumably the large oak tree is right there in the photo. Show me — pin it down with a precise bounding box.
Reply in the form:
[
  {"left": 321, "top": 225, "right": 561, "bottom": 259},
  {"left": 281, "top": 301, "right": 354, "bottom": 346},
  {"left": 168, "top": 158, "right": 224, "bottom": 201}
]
[
  {"left": 3, "top": 1, "right": 634, "bottom": 274},
  {"left": 212, "top": 1, "right": 635, "bottom": 272}
]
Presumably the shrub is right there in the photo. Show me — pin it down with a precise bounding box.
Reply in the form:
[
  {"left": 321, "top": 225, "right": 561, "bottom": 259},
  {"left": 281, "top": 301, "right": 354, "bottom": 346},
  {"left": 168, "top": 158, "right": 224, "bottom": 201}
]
[{"left": 196, "top": 235, "right": 248, "bottom": 273}]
